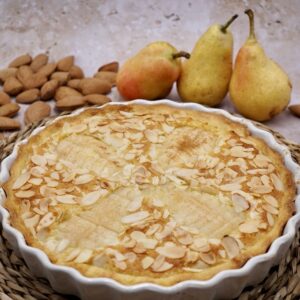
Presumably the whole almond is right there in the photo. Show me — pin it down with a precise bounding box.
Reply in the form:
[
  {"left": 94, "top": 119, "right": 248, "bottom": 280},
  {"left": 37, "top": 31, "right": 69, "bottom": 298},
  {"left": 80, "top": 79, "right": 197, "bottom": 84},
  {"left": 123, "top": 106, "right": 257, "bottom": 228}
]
[
  {"left": 23, "top": 73, "right": 47, "bottom": 90},
  {"left": 3, "top": 77, "right": 23, "bottom": 95},
  {"left": 56, "top": 96, "right": 85, "bottom": 111},
  {"left": 94, "top": 71, "right": 117, "bottom": 86},
  {"left": 16, "top": 89, "right": 40, "bottom": 104},
  {"left": 69, "top": 65, "right": 84, "bottom": 79},
  {"left": 0, "top": 92, "right": 11, "bottom": 105},
  {"left": 25, "top": 101, "right": 51, "bottom": 125},
  {"left": 289, "top": 105, "right": 300, "bottom": 118},
  {"left": 17, "top": 65, "right": 33, "bottom": 85},
  {"left": 30, "top": 53, "right": 49, "bottom": 72},
  {"left": 0, "top": 103, "right": 20, "bottom": 117},
  {"left": 83, "top": 94, "right": 111, "bottom": 105},
  {"left": 8, "top": 54, "right": 32, "bottom": 68},
  {"left": 67, "top": 79, "right": 81, "bottom": 90},
  {"left": 55, "top": 86, "right": 82, "bottom": 101},
  {"left": 0, "top": 68, "right": 18, "bottom": 83},
  {"left": 98, "top": 61, "right": 119, "bottom": 72},
  {"left": 37, "top": 63, "right": 57, "bottom": 78},
  {"left": 57, "top": 55, "right": 74, "bottom": 72},
  {"left": 51, "top": 72, "right": 71, "bottom": 85},
  {"left": 40, "top": 79, "right": 59, "bottom": 100},
  {"left": 79, "top": 78, "right": 111, "bottom": 95},
  {"left": 0, "top": 117, "right": 20, "bottom": 130}
]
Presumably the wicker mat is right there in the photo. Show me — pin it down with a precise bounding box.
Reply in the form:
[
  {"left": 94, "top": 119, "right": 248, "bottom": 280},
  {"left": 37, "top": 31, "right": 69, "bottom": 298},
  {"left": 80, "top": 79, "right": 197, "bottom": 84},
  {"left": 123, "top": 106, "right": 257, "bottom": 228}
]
[{"left": 0, "top": 113, "right": 300, "bottom": 300}]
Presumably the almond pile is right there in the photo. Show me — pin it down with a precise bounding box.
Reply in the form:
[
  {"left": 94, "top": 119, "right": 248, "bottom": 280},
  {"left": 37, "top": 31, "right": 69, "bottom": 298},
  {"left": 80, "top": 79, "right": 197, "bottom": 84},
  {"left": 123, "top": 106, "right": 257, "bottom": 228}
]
[{"left": 0, "top": 53, "right": 118, "bottom": 135}]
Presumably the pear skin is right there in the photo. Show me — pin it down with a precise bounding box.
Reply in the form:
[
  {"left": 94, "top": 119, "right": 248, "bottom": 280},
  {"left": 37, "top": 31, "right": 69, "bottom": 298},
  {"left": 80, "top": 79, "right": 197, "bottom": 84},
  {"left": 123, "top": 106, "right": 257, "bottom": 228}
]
[
  {"left": 229, "top": 9, "right": 292, "bottom": 121},
  {"left": 117, "top": 42, "right": 189, "bottom": 100},
  {"left": 177, "top": 15, "right": 238, "bottom": 106}
]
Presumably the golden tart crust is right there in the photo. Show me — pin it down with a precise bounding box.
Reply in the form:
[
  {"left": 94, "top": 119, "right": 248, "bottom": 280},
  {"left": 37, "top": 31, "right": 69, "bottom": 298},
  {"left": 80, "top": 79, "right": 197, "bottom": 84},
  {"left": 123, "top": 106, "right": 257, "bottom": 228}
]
[{"left": 3, "top": 104, "right": 295, "bottom": 286}]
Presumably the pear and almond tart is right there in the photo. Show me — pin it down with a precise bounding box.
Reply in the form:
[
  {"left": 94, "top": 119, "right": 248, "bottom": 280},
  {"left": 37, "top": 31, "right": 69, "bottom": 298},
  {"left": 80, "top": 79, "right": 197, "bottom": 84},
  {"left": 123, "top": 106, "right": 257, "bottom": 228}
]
[{"left": 3, "top": 104, "right": 295, "bottom": 286}]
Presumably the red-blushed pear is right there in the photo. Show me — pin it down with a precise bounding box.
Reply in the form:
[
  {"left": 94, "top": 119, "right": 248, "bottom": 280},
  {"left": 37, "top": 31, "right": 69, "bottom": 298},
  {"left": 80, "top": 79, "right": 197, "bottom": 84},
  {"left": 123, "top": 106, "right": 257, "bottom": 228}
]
[
  {"left": 116, "top": 41, "right": 189, "bottom": 100},
  {"left": 229, "top": 9, "right": 292, "bottom": 121},
  {"left": 177, "top": 15, "right": 238, "bottom": 106}
]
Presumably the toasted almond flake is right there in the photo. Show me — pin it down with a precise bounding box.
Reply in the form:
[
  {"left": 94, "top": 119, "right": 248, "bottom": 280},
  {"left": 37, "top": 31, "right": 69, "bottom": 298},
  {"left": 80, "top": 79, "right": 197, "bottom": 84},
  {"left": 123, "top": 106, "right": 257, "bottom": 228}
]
[
  {"left": 74, "top": 249, "right": 93, "bottom": 263},
  {"left": 133, "top": 242, "right": 146, "bottom": 254},
  {"left": 152, "top": 198, "right": 164, "bottom": 208},
  {"left": 258, "top": 222, "right": 268, "bottom": 229},
  {"left": 232, "top": 194, "right": 249, "bottom": 212},
  {"left": 31, "top": 155, "right": 47, "bottom": 167},
  {"left": 114, "top": 259, "right": 127, "bottom": 270},
  {"left": 191, "top": 238, "right": 211, "bottom": 252},
  {"left": 153, "top": 209, "right": 162, "bottom": 219},
  {"left": 144, "top": 129, "right": 159, "bottom": 143},
  {"left": 47, "top": 180, "right": 59, "bottom": 187},
  {"left": 162, "top": 208, "right": 169, "bottom": 219},
  {"left": 93, "top": 254, "right": 107, "bottom": 267},
  {"left": 33, "top": 207, "right": 46, "bottom": 215},
  {"left": 30, "top": 166, "right": 46, "bottom": 177},
  {"left": 142, "top": 256, "right": 155, "bottom": 269},
  {"left": 56, "top": 239, "right": 70, "bottom": 253},
  {"left": 65, "top": 248, "right": 81, "bottom": 261},
  {"left": 130, "top": 231, "right": 146, "bottom": 241},
  {"left": 151, "top": 254, "right": 165, "bottom": 270},
  {"left": 261, "top": 175, "right": 270, "bottom": 186},
  {"left": 40, "top": 185, "right": 55, "bottom": 197},
  {"left": 186, "top": 250, "right": 198, "bottom": 263},
  {"left": 221, "top": 236, "right": 240, "bottom": 259},
  {"left": 15, "top": 190, "right": 35, "bottom": 198},
  {"left": 218, "top": 249, "right": 227, "bottom": 258},
  {"left": 152, "top": 261, "right": 173, "bottom": 272},
  {"left": 56, "top": 195, "right": 76, "bottom": 204},
  {"left": 24, "top": 215, "right": 40, "bottom": 228},
  {"left": 146, "top": 224, "right": 161, "bottom": 236},
  {"left": 183, "top": 267, "right": 204, "bottom": 273},
  {"left": 262, "top": 204, "right": 279, "bottom": 215},
  {"left": 81, "top": 190, "right": 104, "bottom": 206},
  {"left": 12, "top": 172, "right": 31, "bottom": 189},
  {"left": 152, "top": 176, "right": 160, "bottom": 185},
  {"left": 264, "top": 195, "right": 278, "bottom": 208},
  {"left": 155, "top": 220, "right": 176, "bottom": 240},
  {"left": 142, "top": 238, "right": 158, "bottom": 249},
  {"left": 199, "top": 252, "right": 216, "bottom": 265},
  {"left": 267, "top": 212, "right": 275, "bottom": 226},
  {"left": 220, "top": 183, "right": 241, "bottom": 192},
  {"left": 230, "top": 146, "right": 249, "bottom": 158},
  {"left": 239, "top": 221, "right": 258, "bottom": 233},
  {"left": 74, "top": 174, "right": 94, "bottom": 185},
  {"left": 121, "top": 211, "right": 149, "bottom": 224},
  {"left": 156, "top": 245, "right": 186, "bottom": 259},
  {"left": 21, "top": 183, "right": 33, "bottom": 190},
  {"left": 37, "top": 212, "right": 55, "bottom": 231},
  {"left": 124, "top": 252, "right": 137, "bottom": 263},
  {"left": 177, "top": 233, "right": 193, "bottom": 245},
  {"left": 270, "top": 173, "right": 284, "bottom": 191},
  {"left": 253, "top": 154, "right": 270, "bottom": 168},
  {"left": 127, "top": 196, "right": 143, "bottom": 212},
  {"left": 29, "top": 178, "right": 43, "bottom": 185},
  {"left": 121, "top": 236, "right": 136, "bottom": 248}
]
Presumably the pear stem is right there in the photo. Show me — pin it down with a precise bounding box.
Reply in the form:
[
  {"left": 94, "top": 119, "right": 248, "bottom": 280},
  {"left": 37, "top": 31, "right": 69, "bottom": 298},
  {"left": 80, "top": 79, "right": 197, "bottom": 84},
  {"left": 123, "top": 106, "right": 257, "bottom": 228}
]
[
  {"left": 220, "top": 14, "right": 238, "bottom": 33},
  {"left": 245, "top": 9, "right": 256, "bottom": 39},
  {"left": 172, "top": 51, "right": 190, "bottom": 59}
]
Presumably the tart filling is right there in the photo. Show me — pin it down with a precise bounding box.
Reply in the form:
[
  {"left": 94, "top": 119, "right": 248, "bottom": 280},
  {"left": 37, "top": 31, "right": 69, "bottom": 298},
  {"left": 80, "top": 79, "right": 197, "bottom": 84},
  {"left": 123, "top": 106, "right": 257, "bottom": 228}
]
[{"left": 3, "top": 104, "right": 295, "bottom": 285}]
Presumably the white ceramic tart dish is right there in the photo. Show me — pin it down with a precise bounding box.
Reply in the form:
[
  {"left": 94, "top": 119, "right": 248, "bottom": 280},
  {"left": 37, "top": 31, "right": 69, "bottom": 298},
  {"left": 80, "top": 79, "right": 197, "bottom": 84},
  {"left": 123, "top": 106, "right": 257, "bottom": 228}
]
[{"left": 0, "top": 99, "right": 300, "bottom": 300}]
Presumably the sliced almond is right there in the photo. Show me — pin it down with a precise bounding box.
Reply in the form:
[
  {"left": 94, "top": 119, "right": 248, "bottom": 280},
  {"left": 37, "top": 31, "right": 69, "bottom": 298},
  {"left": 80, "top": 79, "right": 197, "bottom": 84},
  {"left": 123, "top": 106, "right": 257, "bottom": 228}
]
[
  {"left": 127, "top": 196, "right": 143, "bottom": 212},
  {"left": 262, "top": 204, "right": 279, "bottom": 215},
  {"left": 270, "top": 173, "right": 284, "bottom": 191},
  {"left": 264, "top": 195, "right": 279, "bottom": 208},
  {"left": 219, "top": 182, "right": 241, "bottom": 192},
  {"left": 74, "top": 249, "right": 93, "bottom": 263},
  {"left": 191, "top": 238, "right": 211, "bottom": 252},
  {"left": 232, "top": 193, "right": 249, "bottom": 212},
  {"left": 80, "top": 190, "right": 103, "bottom": 206},
  {"left": 239, "top": 221, "right": 258, "bottom": 234},
  {"left": 65, "top": 248, "right": 81, "bottom": 262},
  {"left": 156, "top": 245, "right": 186, "bottom": 259},
  {"left": 12, "top": 172, "right": 31, "bottom": 189},
  {"left": 31, "top": 154, "right": 47, "bottom": 167},
  {"left": 141, "top": 256, "right": 154, "bottom": 269},
  {"left": 221, "top": 236, "right": 240, "bottom": 259},
  {"left": 121, "top": 211, "right": 149, "bottom": 224},
  {"left": 24, "top": 215, "right": 40, "bottom": 228},
  {"left": 92, "top": 253, "right": 107, "bottom": 267},
  {"left": 56, "top": 195, "right": 76, "bottom": 204},
  {"left": 56, "top": 239, "right": 70, "bottom": 253},
  {"left": 114, "top": 259, "right": 127, "bottom": 270},
  {"left": 15, "top": 190, "right": 35, "bottom": 198},
  {"left": 199, "top": 252, "right": 216, "bottom": 265},
  {"left": 266, "top": 212, "right": 275, "bottom": 226},
  {"left": 74, "top": 174, "right": 94, "bottom": 185},
  {"left": 152, "top": 261, "right": 173, "bottom": 272},
  {"left": 37, "top": 212, "right": 55, "bottom": 231}
]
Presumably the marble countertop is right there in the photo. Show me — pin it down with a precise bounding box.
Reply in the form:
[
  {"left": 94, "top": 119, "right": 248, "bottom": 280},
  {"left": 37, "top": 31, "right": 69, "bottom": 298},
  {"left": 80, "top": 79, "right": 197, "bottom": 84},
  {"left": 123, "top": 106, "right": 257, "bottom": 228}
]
[{"left": 0, "top": 0, "right": 299, "bottom": 143}]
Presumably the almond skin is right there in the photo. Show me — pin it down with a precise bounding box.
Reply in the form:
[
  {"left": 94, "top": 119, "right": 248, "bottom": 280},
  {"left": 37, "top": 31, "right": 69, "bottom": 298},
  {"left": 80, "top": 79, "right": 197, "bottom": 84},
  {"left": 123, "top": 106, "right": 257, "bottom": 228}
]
[
  {"left": 55, "top": 86, "right": 82, "bottom": 101},
  {"left": 8, "top": 54, "right": 32, "bottom": 68},
  {"left": 3, "top": 77, "right": 23, "bottom": 95},
  {"left": 98, "top": 61, "right": 119, "bottom": 72},
  {"left": 40, "top": 79, "right": 59, "bottom": 100},
  {"left": 57, "top": 55, "right": 74, "bottom": 72},
  {"left": 83, "top": 94, "right": 111, "bottom": 105},
  {"left": 0, "top": 117, "right": 20, "bottom": 130},
  {"left": 37, "top": 63, "right": 57, "bottom": 78},
  {"left": 56, "top": 96, "right": 85, "bottom": 110},
  {"left": 0, "top": 68, "right": 18, "bottom": 83},
  {"left": 30, "top": 53, "right": 49, "bottom": 72},
  {"left": 17, "top": 65, "right": 33, "bottom": 85},
  {"left": 16, "top": 89, "right": 40, "bottom": 104},
  {"left": 25, "top": 101, "right": 51, "bottom": 125},
  {"left": 94, "top": 71, "right": 117, "bottom": 86},
  {"left": 289, "top": 105, "right": 300, "bottom": 118},
  {"left": 69, "top": 65, "right": 84, "bottom": 79},
  {"left": 0, "top": 103, "right": 20, "bottom": 117},
  {"left": 0, "top": 92, "right": 11, "bottom": 105},
  {"left": 67, "top": 79, "right": 81, "bottom": 90},
  {"left": 23, "top": 73, "right": 47, "bottom": 89},
  {"left": 51, "top": 72, "right": 71, "bottom": 85},
  {"left": 79, "top": 78, "right": 111, "bottom": 95}
]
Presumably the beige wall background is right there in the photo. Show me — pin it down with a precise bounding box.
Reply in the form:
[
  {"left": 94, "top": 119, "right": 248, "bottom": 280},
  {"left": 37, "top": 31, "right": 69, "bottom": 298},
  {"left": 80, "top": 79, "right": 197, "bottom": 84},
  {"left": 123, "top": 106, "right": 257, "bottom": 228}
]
[{"left": 0, "top": 0, "right": 299, "bottom": 142}]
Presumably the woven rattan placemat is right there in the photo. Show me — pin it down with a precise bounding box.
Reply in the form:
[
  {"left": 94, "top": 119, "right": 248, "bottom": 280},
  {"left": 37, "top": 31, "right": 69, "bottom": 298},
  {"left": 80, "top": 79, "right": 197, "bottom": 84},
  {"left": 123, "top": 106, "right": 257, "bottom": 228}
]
[{"left": 0, "top": 113, "right": 299, "bottom": 300}]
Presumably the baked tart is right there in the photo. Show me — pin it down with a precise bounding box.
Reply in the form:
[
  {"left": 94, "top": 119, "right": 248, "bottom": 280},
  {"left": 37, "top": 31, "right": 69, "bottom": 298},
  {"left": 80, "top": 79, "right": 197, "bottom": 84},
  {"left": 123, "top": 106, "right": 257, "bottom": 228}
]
[{"left": 3, "top": 104, "right": 295, "bottom": 286}]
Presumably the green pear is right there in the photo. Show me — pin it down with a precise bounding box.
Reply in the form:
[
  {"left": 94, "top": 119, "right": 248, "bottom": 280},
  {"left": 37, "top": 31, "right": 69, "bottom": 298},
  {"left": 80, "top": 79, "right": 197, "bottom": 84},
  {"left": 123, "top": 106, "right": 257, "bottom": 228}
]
[
  {"left": 229, "top": 9, "right": 292, "bottom": 121},
  {"left": 116, "top": 41, "right": 189, "bottom": 100},
  {"left": 177, "top": 15, "right": 238, "bottom": 106}
]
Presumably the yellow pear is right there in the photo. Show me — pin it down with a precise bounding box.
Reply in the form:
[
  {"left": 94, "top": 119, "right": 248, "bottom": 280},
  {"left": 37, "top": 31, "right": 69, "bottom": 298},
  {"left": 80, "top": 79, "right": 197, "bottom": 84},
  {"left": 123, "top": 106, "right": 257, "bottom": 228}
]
[
  {"left": 229, "top": 9, "right": 292, "bottom": 121},
  {"left": 177, "top": 15, "right": 238, "bottom": 106}
]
